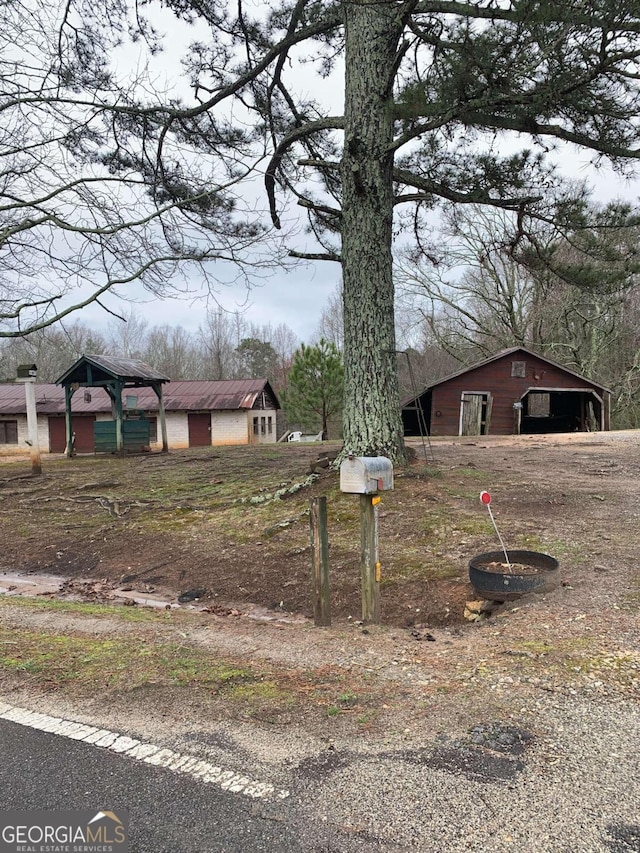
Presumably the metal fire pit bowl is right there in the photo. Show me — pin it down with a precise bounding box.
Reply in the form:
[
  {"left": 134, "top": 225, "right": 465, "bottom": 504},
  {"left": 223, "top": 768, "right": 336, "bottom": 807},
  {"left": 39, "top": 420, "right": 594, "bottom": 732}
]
[{"left": 469, "top": 550, "right": 560, "bottom": 602}]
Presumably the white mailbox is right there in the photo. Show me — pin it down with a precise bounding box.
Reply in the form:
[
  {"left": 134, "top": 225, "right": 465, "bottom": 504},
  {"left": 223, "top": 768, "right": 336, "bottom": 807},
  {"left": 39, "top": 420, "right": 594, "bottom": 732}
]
[{"left": 339, "top": 455, "right": 394, "bottom": 494}]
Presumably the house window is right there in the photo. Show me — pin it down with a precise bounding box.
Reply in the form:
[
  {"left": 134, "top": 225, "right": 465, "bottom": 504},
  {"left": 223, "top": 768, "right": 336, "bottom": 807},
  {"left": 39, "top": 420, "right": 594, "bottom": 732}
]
[
  {"left": 147, "top": 417, "right": 158, "bottom": 442},
  {"left": 0, "top": 420, "right": 18, "bottom": 444},
  {"left": 511, "top": 361, "right": 526, "bottom": 378},
  {"left": 253, "top": 416, "right": 272, "bottom": 438}
]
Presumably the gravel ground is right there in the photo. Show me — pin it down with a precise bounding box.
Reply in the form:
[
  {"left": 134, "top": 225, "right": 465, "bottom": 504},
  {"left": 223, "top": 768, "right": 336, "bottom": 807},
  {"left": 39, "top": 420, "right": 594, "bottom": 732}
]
[
  {"left": 290, "top": 693, "right": 640, "bottom": 852},
  {"left": 1, "top": 598, "right": 638, "bottom": 852},
  {"left": 5, "top": 682, "right": 638, "bottom": 852}
]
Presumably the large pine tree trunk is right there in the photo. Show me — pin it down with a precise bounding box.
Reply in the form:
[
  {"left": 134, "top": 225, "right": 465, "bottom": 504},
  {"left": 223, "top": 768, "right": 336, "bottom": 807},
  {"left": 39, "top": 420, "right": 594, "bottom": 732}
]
[{"left": 340, "top": 1, "right": 406, "bottom": 464}]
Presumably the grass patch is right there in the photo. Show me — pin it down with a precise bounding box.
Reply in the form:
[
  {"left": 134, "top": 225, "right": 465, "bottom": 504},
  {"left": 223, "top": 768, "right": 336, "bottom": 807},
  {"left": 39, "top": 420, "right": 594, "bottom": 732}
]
[
  {"left": 0, "top": 627, "right": 259, "bottom": 694},
  {"left": 0, "top": 619, "right": 386, "bottom": 721},
  {"left": 456, "top": 466, "right": 487, "bottom": 480},
  {"left": 562, "top": 651, "right": 640, "bottom": 687},
  {"left": 0, "top": 596, "right": 162, "bottom": 622},
  {"left": 227, "top": 680, "right": 291, "bottom": 703},
  {"left": 338, "top": 690, "right": 358, "bottom": 707},
  {"left": 420, "top": 512, "right": 491, "bottom": 541},
  {"left": 492, "top": 636, "right": 640, "bottom": 690},
  {"left": 404, "top": 466, "right": 444, "bottom": 480},
  {"left": 514, "top": 535, "right": 573, "bottom": 557}
]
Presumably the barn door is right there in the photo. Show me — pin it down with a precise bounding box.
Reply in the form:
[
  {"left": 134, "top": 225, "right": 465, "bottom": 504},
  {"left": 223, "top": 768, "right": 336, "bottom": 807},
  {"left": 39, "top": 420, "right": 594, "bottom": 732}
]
[
  {"left": 460, "top": 393, "right": 492, "bottom": 436},
  {"left": 49, "top": 416, "right": 95, "bottom": 452},
  {"left": 49, "top": 417, "right": 66, "bottom": 452},
  {"left": 188, "top": 413, "right": 211, "bottom": 447},
  {"left": 461, "top": 394, "right": 483, "bottom": 435},
  {"left": 484, "top": 395, "right": 493, "bottom": 433}
]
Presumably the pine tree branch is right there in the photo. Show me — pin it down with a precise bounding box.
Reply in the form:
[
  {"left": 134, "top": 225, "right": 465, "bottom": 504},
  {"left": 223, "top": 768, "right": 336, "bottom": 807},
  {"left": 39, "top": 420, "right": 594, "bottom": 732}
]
[{"left": 264, "top": 117, "right": 345, "bottom": 228}]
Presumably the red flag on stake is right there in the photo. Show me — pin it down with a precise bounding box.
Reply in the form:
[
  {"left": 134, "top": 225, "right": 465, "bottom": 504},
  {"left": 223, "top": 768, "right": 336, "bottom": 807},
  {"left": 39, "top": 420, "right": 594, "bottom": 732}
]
[{"left": 479, "top": 491, "right": 511, "bottom": 569}]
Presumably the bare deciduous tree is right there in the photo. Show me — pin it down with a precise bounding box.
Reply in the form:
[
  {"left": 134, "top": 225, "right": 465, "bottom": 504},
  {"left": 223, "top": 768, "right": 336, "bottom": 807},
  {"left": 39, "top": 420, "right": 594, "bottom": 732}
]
[
  {"left": 397, "top": 204, "right": 640, "bottom": 425},
  {"left": 141, "top": 325, "right": 201, "bottom": 380},
  {"left": 197, "top": 309, "right": 246, "bottom": 380},
  {"left": 315, "top": 284, "right": 344, "bottom": 351},
  {"left": 0, "top": 322, "right": 107, "bottom": 382},
  {"left": 0, "top": 1, "right": 282, "bottom": 338}
]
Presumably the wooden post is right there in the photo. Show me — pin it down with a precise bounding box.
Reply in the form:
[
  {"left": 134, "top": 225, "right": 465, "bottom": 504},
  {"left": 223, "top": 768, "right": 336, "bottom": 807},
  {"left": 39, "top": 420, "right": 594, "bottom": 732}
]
[
  {"left": 65, "top": 385, "right": 75, "bottom": 457},
  {"left": 157, "top": 384, "right": 169, "bottom": 453},
  {"left": 310, "top": 496, "right": 331, "bottom": 627},
  {"left": 114, "top": 382, "right": 124, "bottom": 456},
  {"left": 360, "top": 493, "right": 380, "bottom": 623},
  {"left": 24, "top": 380, "right": 42, "bottom": 476},
  {"left": 513, "top": 402, "right": 522, "bottom": 436}
]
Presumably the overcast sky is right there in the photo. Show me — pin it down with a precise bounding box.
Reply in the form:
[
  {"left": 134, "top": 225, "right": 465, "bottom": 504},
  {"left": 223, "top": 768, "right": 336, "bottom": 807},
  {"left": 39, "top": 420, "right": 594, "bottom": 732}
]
[
  {"left": 80, "top": 160, "right": 638, "bottom": 346},
  {"left": 81, "top": 254, "right": 340, "bottom": 345},
  {"left": 71, "top": 3, "right": 640, "bottom": 348}
]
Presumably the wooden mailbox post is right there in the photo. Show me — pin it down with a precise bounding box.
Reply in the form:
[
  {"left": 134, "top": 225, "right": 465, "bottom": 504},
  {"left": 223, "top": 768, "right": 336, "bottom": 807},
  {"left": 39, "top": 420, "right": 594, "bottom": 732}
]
[
  {"left": 339, "top": 456, "right": 394, "bottom": 624},
  {"left": 310, "top": 496, "right": 331, "bottom": 627}
]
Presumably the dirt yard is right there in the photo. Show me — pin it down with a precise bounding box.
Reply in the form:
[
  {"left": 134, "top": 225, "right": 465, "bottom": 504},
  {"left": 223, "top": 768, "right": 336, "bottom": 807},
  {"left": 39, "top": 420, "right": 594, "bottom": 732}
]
[
  {"left": 1, "top": 431, "right": 640, "bottom": 631},
  {"left": 1, "top": 430, "right": 639, "bottom": 768}
]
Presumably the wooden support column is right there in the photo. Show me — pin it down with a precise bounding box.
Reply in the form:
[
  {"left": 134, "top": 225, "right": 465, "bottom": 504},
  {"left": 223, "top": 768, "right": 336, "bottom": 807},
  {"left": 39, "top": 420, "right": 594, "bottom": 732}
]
[
  {"left": 360, "top": 493, "right": 381, "bottom": 624},
  {"left": 153, "top": 382, "right": 169, "bottom": 452},
  {"left": 513, "top": 402, "right": 522, "bottom": 436},
  {"left": 113, "top": 381, "right": 124, "bottom": 456},
  {"left": 310, "top": 496, "right": 331, "bottom": 627},
  {"left": 64, "top": 385, "right": 75, "bottom": 457}
]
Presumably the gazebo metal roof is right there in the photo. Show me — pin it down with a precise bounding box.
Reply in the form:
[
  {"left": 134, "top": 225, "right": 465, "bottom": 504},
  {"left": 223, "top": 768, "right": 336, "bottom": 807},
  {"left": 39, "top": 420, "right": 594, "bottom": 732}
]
[{"left": 55, "top": 354, "right": 169, "bottom": 387}]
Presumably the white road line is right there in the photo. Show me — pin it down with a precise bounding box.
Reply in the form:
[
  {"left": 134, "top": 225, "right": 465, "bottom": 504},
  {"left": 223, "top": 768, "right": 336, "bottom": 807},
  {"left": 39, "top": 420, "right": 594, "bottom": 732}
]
[{"left": 0, "top": 702, "right": 289, "bottom": 801}]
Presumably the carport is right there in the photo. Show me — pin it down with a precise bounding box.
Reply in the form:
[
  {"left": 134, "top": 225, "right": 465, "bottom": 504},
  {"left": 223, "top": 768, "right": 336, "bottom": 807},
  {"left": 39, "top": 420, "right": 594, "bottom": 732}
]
[{"left": 518, "top": 387, "right": 607, "bottom": 434}]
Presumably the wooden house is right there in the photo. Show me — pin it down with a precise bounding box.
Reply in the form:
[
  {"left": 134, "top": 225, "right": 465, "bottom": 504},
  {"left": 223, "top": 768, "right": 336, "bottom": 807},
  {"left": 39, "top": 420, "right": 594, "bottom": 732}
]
[{"left": 402, "top": 347, "right": 610, "bottom": 437}]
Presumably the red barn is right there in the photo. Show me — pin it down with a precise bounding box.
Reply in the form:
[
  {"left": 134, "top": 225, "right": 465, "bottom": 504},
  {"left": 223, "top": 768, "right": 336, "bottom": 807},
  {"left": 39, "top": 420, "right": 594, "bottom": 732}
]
[{"left": 402, "top": 347, "right": 610, "bottom": 437}]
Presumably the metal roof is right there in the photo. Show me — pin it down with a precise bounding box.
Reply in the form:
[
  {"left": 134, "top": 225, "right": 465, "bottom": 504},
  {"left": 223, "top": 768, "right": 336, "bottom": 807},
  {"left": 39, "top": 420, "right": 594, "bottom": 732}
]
[
  {"left": 55, "top": 354, "right": 170, "bottom": 385},
  {"left": 0, "top": 379, "right": 279, "bottom": 415},
  {"left": 0, "top": 384, "right": 109, "bottom": 415},
  {"left": 156, "top": 379, "right": 279, "bottom": 411}
]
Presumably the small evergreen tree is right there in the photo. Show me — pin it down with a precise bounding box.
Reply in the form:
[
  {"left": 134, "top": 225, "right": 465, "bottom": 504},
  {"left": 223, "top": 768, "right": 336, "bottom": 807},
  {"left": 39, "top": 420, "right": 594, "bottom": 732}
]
[{"left": 283, "top": 340, "right": 344, "bottom": 440}]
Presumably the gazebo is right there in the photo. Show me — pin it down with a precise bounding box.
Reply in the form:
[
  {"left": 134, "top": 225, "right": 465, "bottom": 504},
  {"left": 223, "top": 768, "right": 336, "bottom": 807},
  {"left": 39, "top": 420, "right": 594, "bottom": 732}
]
[{"left": 56, "top": 354, "right": 170, "bottom": 456}]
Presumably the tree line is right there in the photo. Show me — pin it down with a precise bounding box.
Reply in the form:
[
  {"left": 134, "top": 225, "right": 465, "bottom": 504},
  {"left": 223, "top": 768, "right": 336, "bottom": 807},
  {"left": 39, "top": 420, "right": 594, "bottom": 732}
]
[
  {"left": 0, "top": 309, "right": 297, "bottom": 389},
  {"left": 5, "top": 202, "right": 640, "bottom": 433},
  {"left": 0, "top": 306, "right": 346, "bottom": 438}
]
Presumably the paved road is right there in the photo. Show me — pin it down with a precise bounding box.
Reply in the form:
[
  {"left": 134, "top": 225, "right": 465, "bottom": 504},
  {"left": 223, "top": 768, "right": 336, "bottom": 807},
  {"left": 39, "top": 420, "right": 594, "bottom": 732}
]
[
  {"left": 0, "top": 719, "right": 378, "bottom": 853},
  {"left": 3, "top": 695, "right": 640, "bottom": 853}
]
